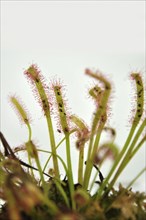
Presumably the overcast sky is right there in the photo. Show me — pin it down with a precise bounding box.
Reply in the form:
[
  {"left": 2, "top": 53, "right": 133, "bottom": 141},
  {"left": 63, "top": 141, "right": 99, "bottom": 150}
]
[{"left": 1, "top": 1, "right": 145, "bottom": 190}]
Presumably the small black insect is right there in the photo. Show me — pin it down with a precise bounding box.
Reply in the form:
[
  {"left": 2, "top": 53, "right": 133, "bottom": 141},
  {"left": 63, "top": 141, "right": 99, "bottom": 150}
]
[{"left": 57, "top": 129, "right": 61, "bottom": 133}]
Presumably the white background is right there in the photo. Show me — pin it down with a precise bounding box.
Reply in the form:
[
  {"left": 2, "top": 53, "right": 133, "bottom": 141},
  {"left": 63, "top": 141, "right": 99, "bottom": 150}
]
[{"left": 1, "top": 1, "right": 145, "bottom": 190}]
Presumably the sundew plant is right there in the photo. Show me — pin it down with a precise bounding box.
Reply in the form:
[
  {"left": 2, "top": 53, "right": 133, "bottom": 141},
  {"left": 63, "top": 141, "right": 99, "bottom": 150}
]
[{"left": 0, "top": 65, "right": 146, "bottom": 220}]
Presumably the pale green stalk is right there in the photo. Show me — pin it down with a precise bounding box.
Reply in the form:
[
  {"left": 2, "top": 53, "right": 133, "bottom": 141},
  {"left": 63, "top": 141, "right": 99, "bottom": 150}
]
[
  {"left": 127, "top": 167, "right": 146, "bottom": 189},
  {"left": 84, "top": 114, "right": 106, "bottom": 189},
  {"left": 78, "top": 145, "right": 84, "bottom": 185},
  {"left": 65, "top": 133, "right": 75, "bottom": 209},
  {"left": 109, "top": 121, "right": 146, "bottom": 188}
]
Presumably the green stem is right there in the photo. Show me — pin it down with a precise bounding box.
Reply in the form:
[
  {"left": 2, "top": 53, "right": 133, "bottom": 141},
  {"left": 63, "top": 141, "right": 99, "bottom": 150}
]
[
  {"left": 46, "top": 112, "right": 60, "bottom": 178},
  {"left": 130, "top": 135, "right": 146, "bottom": 158},
  {"left": 56, "top": 154, "right": 69, "bottom": 176},
  {"left": 109, "top": 132, "right": 146, "bottom": 190},
  {"left": 43, "top": 197, "right": 59, "bottom": 215},
  {"left": 27, "top": 123, "right": 32, "bottom": 141},
  {"left": 97, "top": 125, "right": 136, "bottom": 198},
  {"left": 83, "top": 135, "right": 94, "bottom": 188},
  {"left": 107, "top": 120, "right": 146, "bottom": 191},
  {"left": 35, "top": 157, "right": 45, "bottom": 185},
  {"left": 89, "top": 170, "right": 99, "bottom": 193},
  {"left": 83, "top": 132, "right": 101, "bottom": 189},
  {"left": 65, "top": 133, "right": 75, "bottom": 209},
  {"left": 78, "top": 145, "right": 84, "bottom": 185},
  {"left": 53, "top": 179, "right": 70, "bottom": 207},
  {"left": 42, "top": 130, "right": 75, "bottom": 173},
  {"left": 38, "top": 149, "right": 52, "bottom": 154},
  {"left": 83, "top": 114, "right": 106, "bottom": 189},
  {"left": 127, "top": 167, "right": 146, "bottom": 189},
  {"left": 97, "top": 122, "right": 145, "bottom": 199},
  {"left": 42, "top": 136, "right": 66, "bottom": 173},
  {"left": 26, "top": 123, "right": 35, "bottom": 178},
  {"left": 83, "top": 91, "right": 110, "bottom": 189}
]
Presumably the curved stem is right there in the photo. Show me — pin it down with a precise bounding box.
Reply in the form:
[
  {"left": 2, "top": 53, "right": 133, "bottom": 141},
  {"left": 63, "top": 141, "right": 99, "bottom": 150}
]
[
  {"left": 42, "top": 130, "right": 75, "bottom": 173},
  {"left": 27, "top": 123, "right": 32, "bottom": 141},
  {"left": 127, "top": 167, "right": 146, "bottom": 189}
]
